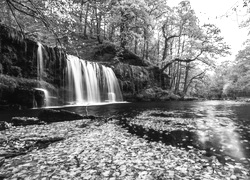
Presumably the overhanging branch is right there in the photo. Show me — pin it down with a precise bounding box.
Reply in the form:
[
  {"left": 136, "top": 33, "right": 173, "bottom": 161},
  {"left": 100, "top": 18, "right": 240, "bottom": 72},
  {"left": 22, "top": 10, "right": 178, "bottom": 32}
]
[{"left": 161, "top": 49, "right": 204, "bottom": 72}]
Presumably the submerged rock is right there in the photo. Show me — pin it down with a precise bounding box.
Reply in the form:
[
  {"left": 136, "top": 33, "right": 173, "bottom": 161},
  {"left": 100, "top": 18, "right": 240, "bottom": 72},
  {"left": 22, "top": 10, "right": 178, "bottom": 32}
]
[
  {"left": 0, "top": 121, "right": 10, "bottom": 131},
  {"left": 11, "top": 117, "right": 44, "bottom": 126},
  {"left": 38, "top": 109, "right": 83, "bottom": 123},
  {"left": 34, "top": 89, "right": 45, "bottom": 107}
]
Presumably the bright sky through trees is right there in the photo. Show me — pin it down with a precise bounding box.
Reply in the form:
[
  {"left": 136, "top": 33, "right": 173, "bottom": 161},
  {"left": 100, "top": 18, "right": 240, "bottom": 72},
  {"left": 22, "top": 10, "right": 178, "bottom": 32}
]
[{"left": 168, "top": 0, "right": 249, "bottom": 60}]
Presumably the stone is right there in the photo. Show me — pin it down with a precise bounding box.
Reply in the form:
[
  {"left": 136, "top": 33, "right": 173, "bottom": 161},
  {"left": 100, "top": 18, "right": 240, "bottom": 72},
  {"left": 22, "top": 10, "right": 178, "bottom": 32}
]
[
  {"left": 11, "top": 117, "right": 44, "bottom": 126},
  {"left": 38, "top": 109, "right": 83, "bottom": 123},
  {"left": 13, "top": 88, "right": 35, "bottom": 108},
  {"left": 0, "top": 121, "right": 10, "bottom": 131},
  {"left": 0, "top": 157, "right": 4, "bottom": 167},
  {"left": 34, "top": 89, "right": 45, "bottom": 107}
]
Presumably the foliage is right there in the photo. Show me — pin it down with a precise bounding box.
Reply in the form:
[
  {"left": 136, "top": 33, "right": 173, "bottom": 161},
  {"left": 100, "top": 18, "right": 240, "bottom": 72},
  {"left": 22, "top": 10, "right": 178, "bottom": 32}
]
[
  {"left": 0, "top": 74, "right": 55, "bottom": 92},
  {"left": 0, "top": 0, "right": 231, "bottom": 97},
  {"left": 0, "top": 74, "right": 18, "bottom": 92}
]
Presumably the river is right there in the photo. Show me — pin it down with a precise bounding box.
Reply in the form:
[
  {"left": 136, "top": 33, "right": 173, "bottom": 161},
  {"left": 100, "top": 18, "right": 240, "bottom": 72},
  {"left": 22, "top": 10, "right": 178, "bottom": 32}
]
[
  {"left": 1, "top": 100, "right": 250, "bottom": 168},
  {"left": 64, "top": 100, "right": 250, "bottom": 168}
]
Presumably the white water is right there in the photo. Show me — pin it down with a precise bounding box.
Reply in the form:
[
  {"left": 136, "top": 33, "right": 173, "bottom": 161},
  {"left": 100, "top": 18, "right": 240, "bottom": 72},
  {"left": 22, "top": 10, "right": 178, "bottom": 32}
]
[
  {"left": 81, "top": 60, "right": 101, "bottom": 103},
  {"left": 34, "top": 88, "right": 50, "bottom": 107},
  {"left": 36, "top": 42, "right": 50, "bottom": 106},
  {"left": 102, "top": 65, "right": 123, "bottom": 102},
  {"left": 37, "top": 42, "right": 43, "bottom": 81},
  {"left": 66, "top": 55, "right": 123, "bottom": 105}
]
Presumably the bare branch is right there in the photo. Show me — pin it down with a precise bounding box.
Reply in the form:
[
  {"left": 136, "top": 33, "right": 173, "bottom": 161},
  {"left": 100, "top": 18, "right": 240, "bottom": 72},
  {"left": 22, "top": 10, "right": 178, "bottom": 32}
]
[
  {"left": 6, "top": 0, "right": 24, "bottom": 33},
  {"left": 161, "top": 49, "right": 204, "bottom": 72}
]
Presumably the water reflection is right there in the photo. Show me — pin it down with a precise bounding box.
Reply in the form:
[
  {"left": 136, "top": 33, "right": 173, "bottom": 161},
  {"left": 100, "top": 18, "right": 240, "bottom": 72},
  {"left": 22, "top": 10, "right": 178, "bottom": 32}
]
[
  {"left": 196, "top": 117, "right": 244, "bottom": 160},
  {"left": 194, "top": 103, "right": 245, "bottom": 161}
]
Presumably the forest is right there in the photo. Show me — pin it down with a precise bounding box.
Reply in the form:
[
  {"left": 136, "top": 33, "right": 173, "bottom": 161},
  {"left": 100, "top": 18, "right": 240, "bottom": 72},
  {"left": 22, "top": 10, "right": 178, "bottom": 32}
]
[
  {"left": 1, "top": 1, "right": 250, "bottom": 179},
  {"left": 0, "top": 0, "right": 250, "bottom": 99}
]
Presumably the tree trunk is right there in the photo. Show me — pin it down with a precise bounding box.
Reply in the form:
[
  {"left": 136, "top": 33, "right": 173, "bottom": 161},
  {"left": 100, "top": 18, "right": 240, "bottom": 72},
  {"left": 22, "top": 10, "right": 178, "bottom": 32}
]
[
  {"left": 162, "top": 36, "right": 168, "bottom": 61},
  {"left": 89, "top": 8, "right": 95, "bottom": 38},
  {"left": 134, "top": 16, "right": 138, "bottom": 54},
  {"left": 174, "top": 62, "right": 181, "bottom": 93},
  {"left": 157, "top": 32, "right": 160, "bottom": 62},
  {"left": 174, "top": 31, "right": 182, "bottom": 94},
  {"left": 79, "top": 0, "right": 84, "bottom": 32},
  {"left": 120, "top": 10, "right": 128, "bottom": 49},
  {"left": 145, "top": 40, "right": 149, "bottom": 60},
  {"left": 94, "top": 1, "right": 102, "bottom": 44},
  {"left": 183, "top": 62, "right": 190, "bottom": 95},
  {"left": 103, "top": 15, "right": 106, "bottom": 40},
  {"left": 83, "top": 2, "right": 89, "bottom": 37},
  {"left": 134, "top": 38, "right": 138, "bottom": 54},
  {"left": 109, "top": 25, "right": 115, "bottom": 41},
  {"left": 170, "top": 62, "right": 177, "bottom": 90}
]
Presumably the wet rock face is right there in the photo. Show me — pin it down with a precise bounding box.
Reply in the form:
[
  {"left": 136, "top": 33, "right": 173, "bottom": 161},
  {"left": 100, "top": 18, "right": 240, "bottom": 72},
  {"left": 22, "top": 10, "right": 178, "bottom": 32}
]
[
  {"left": 113, "top": 63, "right": 150, "bottom": 94},
  {"left": 0, "top": 24, "right": 37, "bottom": 78},
  {"left": 1, "top": 24, "right": 171, "bottom": 105},
  {"left": 93, "top": 44, "right": 148, "bottom": 67},
  {"left": 3, "top": 88, "right": 46, "bottom": 109},
  {"left": 34, "top": 89, "right": 45, "bottom": 107},
  {"left": 12, "top": 88, "right": 35, "bottom": 108},
  {"left": 112, "top": 63, "right": 170, "bottom": 101},
  {"left": 0, "top": 24, "right": 66, "bottom": 108},
  {"left": 0, "top": 24, "right": 66, "bottom": 82},
  {"left": 92, "top": 43, "right": 171, "bottom": 101}
]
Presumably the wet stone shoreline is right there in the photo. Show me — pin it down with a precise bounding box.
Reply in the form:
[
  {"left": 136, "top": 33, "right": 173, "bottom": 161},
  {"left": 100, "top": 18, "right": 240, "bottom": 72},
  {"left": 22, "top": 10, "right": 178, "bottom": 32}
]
[{"left": 0, "top": 112, "right": 249, "bottom": 179}]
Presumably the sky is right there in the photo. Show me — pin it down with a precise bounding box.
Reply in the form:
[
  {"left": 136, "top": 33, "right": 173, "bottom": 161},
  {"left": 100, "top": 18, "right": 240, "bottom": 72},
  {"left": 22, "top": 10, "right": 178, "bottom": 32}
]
[{"left": 168, "top": 0, "right": 249, "bottom": 61}]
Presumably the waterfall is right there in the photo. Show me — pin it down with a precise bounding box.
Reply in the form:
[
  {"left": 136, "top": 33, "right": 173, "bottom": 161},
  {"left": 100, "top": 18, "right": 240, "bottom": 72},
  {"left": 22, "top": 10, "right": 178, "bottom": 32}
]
[
  {"left": 34, "top": 88, "right": 50, "bottom": 107},
  {"left": 36, "top": 42, "right": 50, "bottom": 106},
  {"left": 37, "top": 42, "right": 43, "bottom": 81},
  {"left": 66, "top": 55, "right": 123, "bottom": 105},
  {"left": 101, "top": 65, "right": 123, "bottom": 102}
]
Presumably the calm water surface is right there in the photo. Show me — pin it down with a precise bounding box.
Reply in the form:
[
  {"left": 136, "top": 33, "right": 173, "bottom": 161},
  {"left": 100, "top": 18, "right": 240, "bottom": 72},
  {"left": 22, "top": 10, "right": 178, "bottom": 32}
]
[{"left": 64, "top": 100, "right": 250, "bottom": 167}]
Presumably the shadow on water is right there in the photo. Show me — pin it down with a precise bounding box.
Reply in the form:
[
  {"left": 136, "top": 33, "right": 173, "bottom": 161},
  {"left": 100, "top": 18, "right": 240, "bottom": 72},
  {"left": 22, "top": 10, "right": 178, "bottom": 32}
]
[{"left": 119, "top": 117, "right": 249, "bottom": 166}]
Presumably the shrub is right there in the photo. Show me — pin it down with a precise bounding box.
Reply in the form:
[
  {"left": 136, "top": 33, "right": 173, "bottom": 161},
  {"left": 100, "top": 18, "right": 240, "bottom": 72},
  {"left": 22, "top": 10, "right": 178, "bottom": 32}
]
[
  {"left": 10, "top": 66, "right": 22, "bottom": 77},
  {"left": 0, "top": 75, "right": 56, "bottom": 93},
  {"left": 0, "top": 74, "right": 18, "bottom": 92}
]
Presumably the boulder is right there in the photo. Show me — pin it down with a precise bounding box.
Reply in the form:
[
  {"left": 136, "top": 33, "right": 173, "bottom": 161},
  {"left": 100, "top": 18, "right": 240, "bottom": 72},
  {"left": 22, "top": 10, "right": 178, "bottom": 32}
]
[
  {"left": 0, "top": 121, "right": 10, "bottom": 131},
  {"left": 11, "top": 117, "right": 44, "bottom": 126},
  {"left": 34, "top": 89, "right": 45, "bottom": 107},
  {"left": 182, "top": 96, "right": 199, "bottom": 101},
  {"left": 12, "top": 88, "right": 35, "bottom": 108},
  {"left": 136, "top": 87, "right": 181, "bottom": 101},
  {"left": 93, "top": 43, "right": 148, "bottom": 66},
  {"left": 38, "top": 109, "right": 83, "bottom": 123},
  {"left": 0, "top": 157, "right": 4, "bottom": 167}
]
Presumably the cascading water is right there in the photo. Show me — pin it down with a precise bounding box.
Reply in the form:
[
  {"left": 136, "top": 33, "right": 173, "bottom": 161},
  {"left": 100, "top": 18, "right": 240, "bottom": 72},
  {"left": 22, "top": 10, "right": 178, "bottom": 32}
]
[
  {"left": 66, "top": 55, "right": 123, "bottom": 105},
  {"left": 36, "top": 42, "right": 50, "bottom": 106},
  {"left": 101, "top": 65, "right": 123, "bottom": 102},
  {"left": 37, "top": 42, "right": 43, "bottom": 81}
]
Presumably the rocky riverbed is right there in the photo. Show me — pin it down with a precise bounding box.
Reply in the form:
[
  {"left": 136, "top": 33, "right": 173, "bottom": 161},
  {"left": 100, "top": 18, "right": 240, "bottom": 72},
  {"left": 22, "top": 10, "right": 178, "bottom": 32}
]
[{"left": 0, "top": 116, "right": 249, "bottom": 179}]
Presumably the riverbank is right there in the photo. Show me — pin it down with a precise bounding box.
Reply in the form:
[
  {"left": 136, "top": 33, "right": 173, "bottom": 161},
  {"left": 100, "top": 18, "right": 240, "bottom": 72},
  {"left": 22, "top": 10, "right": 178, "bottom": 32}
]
[{"left": 1, "top": 117, "right": 249, "bottom": 179}]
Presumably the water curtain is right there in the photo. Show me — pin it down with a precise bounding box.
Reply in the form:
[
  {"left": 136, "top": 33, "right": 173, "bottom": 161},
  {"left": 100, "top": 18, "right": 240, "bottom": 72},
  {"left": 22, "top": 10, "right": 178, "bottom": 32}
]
[
  {"left": 36, "top": 42, "right": 50, "bottom": 106},
  {"left": 66, "top": 55, "right": 123, "bottom": 105}
]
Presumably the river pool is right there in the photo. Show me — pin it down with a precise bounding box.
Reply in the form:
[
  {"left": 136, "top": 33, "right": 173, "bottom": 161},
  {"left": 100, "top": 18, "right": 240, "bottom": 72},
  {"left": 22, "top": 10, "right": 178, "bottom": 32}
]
[{"left": 1, "top": 100, "right": 250, "bottom": 168}]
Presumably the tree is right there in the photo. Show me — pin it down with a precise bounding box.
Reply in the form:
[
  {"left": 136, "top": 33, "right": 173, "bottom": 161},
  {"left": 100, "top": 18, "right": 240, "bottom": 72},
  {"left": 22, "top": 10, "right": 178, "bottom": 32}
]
[
  {"left": 226, "top": 46, "right": 250, "bottom": 97},
  {"left": 154, "top": 1, "right": 230, "bottom": 95}
]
